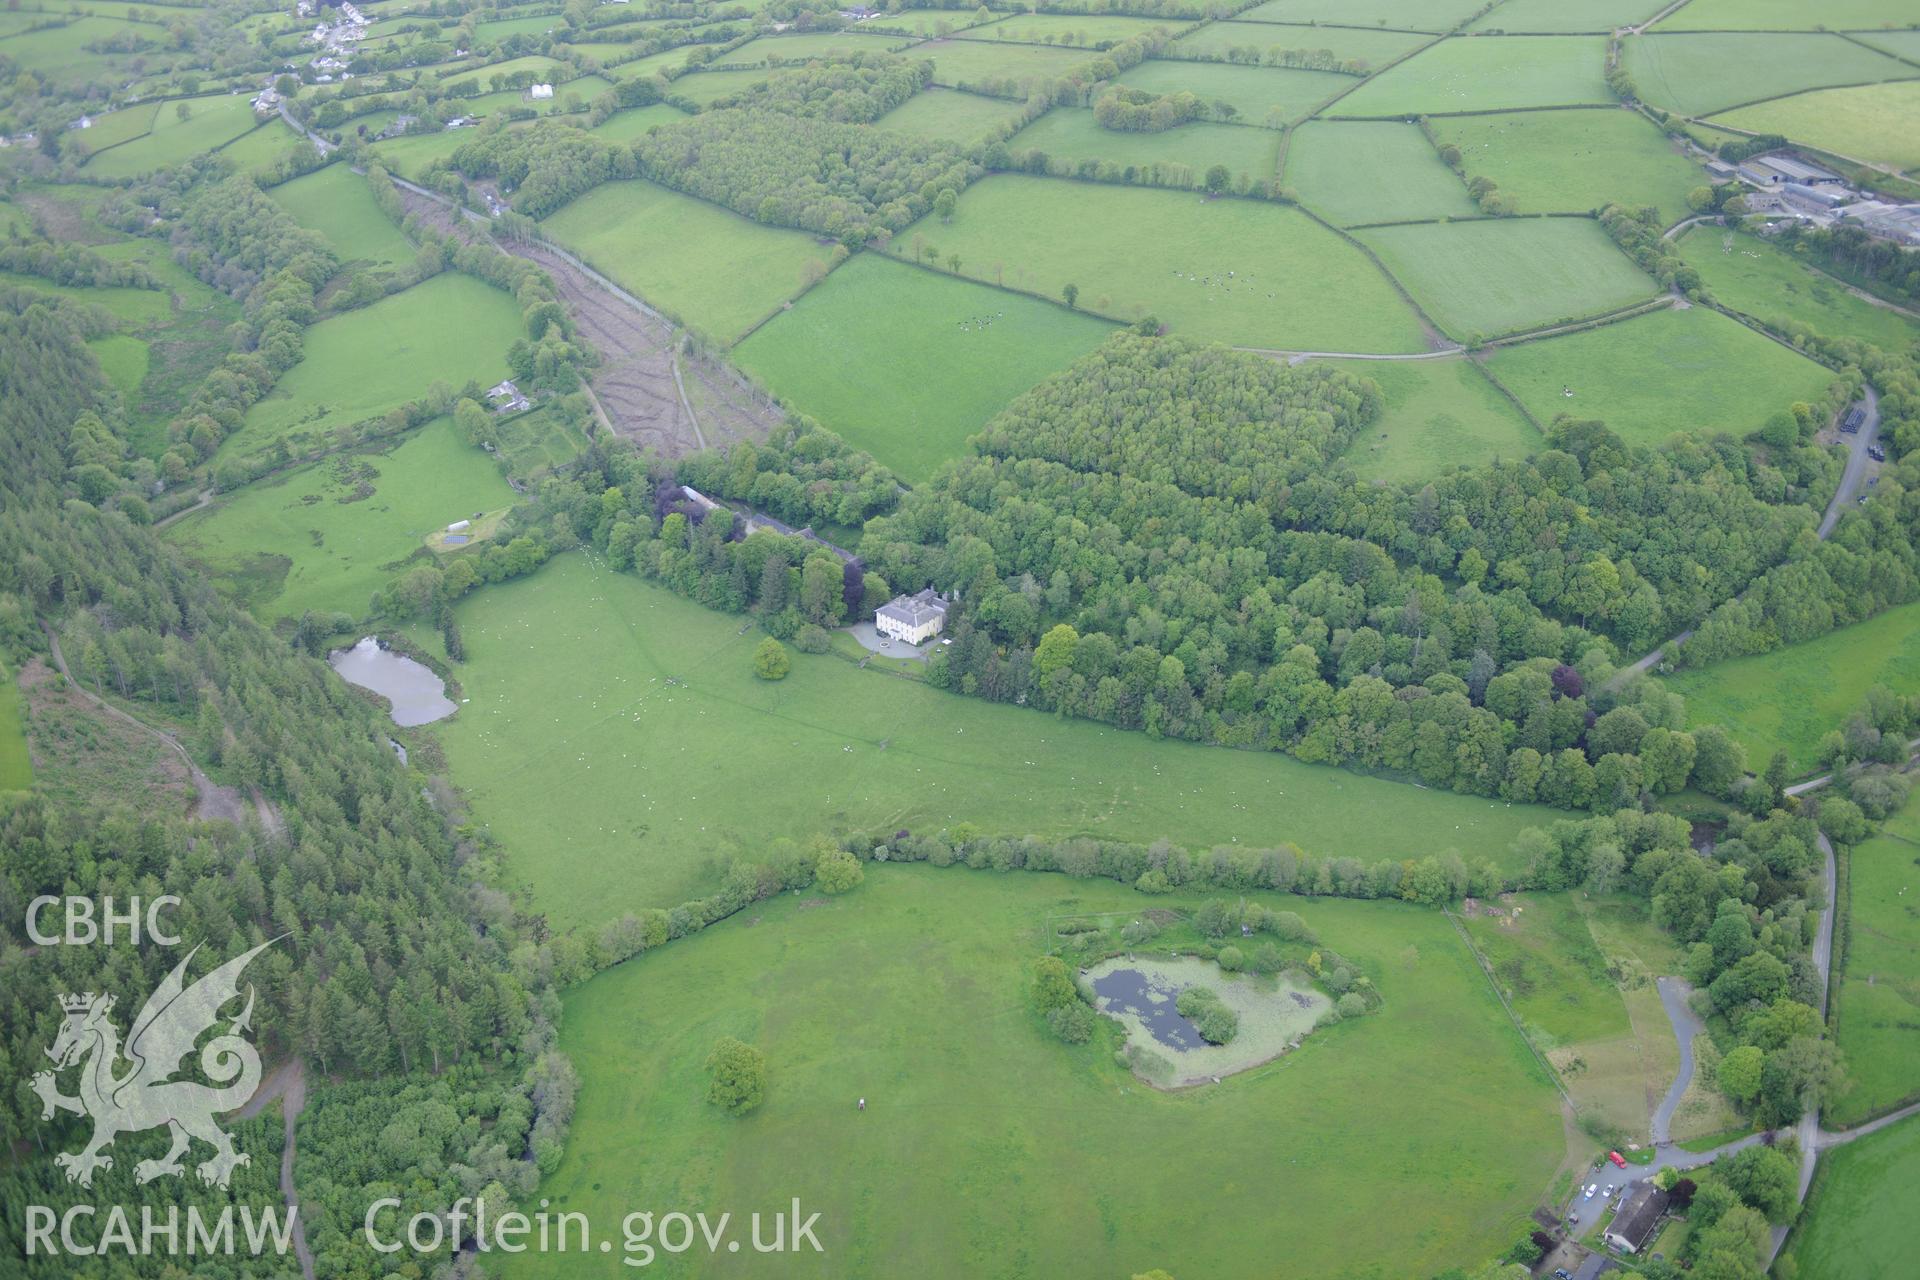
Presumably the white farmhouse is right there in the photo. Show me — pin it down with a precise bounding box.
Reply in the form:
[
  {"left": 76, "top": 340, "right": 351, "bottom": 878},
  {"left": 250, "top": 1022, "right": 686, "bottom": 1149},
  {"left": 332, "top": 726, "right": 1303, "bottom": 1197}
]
[{"left": 875, "top": 589, "right": 948, "bottom": 645}]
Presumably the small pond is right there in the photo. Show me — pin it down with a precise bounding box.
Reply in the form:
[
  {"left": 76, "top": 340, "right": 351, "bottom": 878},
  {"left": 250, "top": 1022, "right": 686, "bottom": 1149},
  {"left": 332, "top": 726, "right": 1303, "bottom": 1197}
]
[
  {"left": 1087, "top": 955, "right": 1331, "bottom": 1086},
  {"left": 329, "top": 637, "right": 456, "bottom": 727}
]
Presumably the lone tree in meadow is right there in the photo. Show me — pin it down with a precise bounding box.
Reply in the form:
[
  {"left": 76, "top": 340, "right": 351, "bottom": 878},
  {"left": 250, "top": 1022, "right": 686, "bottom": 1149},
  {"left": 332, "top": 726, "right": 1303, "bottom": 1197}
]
[
  {"left": 1061, "top": 282, "right": 1079, "bottom": 309},
  {"left": 705, "top": 1036, "right": 767, "bottom": 1115},
  {"left": 753, "top": 637, "right": 791, "bottom": 680}
]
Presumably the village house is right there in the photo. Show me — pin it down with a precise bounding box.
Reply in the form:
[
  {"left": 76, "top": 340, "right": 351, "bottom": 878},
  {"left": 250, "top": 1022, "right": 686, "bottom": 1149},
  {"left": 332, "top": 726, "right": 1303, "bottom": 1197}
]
[
  {"left": 1602, "top": 1185, "right": 1669, "bottom": 1255},
  {"left": 876, "top": 589, "right": 949, "bottom": 645}
]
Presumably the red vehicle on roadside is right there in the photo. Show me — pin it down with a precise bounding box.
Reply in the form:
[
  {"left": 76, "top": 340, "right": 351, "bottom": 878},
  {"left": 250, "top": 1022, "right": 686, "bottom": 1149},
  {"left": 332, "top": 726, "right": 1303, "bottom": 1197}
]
[{"left": 1608, "top": 1151, "right": 1628, "bottom": 1169}]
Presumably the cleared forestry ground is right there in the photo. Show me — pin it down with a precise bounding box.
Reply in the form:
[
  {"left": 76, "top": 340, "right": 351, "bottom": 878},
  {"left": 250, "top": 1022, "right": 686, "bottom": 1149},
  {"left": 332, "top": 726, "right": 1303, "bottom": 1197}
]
[
  {"left": 890, "top": 174, "right": 1431, "bottom": 353},
  {"left": 1486, "top": 304, "right": 1836, "bottom": 448},
  {"left": 497, "top": 869, "right": 1564, "bottom": 1280},
  {"left": 734, "top": 252, "right": 1113, "bottom": 482},
  {"left": 435, "top": 555, "right": 1561, "bottom": 930}
]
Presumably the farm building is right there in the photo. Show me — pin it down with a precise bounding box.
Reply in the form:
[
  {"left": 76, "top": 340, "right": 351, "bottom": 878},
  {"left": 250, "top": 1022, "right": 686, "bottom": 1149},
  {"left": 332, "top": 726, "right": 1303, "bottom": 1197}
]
[
  {"left": 1838, "top": 200, "right": 1920, "bottom": 246},
  {"left": 876, "top": 589, "right": 949, "bottom": 645},
  {"left": 1738, "top": 154, "right": 1843, "bottom": 187},
  {"left": 1602, "top": 1185, "right": 1669, "bottom": 1255},
  {"left": 528, "top": 83, "right": 554, "bottom": 100}
]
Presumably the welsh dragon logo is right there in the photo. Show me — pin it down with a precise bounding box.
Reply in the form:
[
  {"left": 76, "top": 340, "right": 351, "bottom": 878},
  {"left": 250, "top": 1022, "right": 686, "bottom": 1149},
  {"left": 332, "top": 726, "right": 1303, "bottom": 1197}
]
[{"left": 31, "top": 939, "right": 277, "bottom": 1190}]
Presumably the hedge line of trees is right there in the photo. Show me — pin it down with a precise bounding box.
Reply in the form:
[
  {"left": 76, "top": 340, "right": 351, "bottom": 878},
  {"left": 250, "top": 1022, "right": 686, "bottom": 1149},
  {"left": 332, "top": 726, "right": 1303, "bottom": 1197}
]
[{"left": 1091, "top": 83, "right": 1205, "bottom": 131}]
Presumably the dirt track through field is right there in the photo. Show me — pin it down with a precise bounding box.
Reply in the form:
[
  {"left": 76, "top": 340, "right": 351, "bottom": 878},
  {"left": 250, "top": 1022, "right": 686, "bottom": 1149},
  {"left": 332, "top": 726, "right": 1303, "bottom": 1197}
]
[{"left": 394, "top": 184, "right": 779, "bottom": 456}]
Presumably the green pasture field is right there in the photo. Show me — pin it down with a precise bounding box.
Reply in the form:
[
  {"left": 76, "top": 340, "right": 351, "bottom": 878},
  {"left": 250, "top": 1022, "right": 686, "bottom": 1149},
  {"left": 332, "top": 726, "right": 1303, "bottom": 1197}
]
[
  {"left": 1462, "top": 891, "right": 1632, "bottom": 1048},
  {"left": 1782, "top": 1112, "right": 1920, "bottom": 1280},
  {"left": 89, "top": 334, "right": 149, "bottom": 401},
  {"left": 1327, "top": 355, "right": 1540, "bottom": 483},
  {"left": 0, "top": 17, "right": 144, "bottom": 85},
  {"left": 1168, "top": 20, "right": 1429, "bottom": 70},
  {"left": 1335, "top": 35, "right": 1613, "bottom": 115},
  {"left": 733, "top": 253, "right": 1113, "bottom": 482},
  {"left": 605, "top": 45, "right": 702, "bottom": 80},
  {"left": 588, "top": 102, "right": 687, "bottom": 142},
  {"left": 1357, "top": 217, "right": 1658, "bottom": 340},
  {"left": 170, "top": 416, "right": 515, "bottom": 620},
  {"left": 367, "top": 128, "right": 472, "bottom": 178},
  {"left": 71, "top": 100, "right": 157, "bottom": 152},
  {"left": 1622, "top": 32, "right": 1913, "bottom": 117},
  {"left": 462, "top": 75, "right": 616, "bottom": 118},
  {"left": 0, "top": 662, "right": 30, "bottom": 793},
  {"left": 862, "top": 5, "right": 996, "bottom": 36},
  {"left": 719, "top": 30, "right": 914, "bottom": 65},
  {"left": 541, "top": 179, "right": 828, "bottom": 344},
  {"left": 1663, "top": 600, "right": 1920, "bottom": 775},
  {"left": 1238, "top": 0, "right": 1488, "bottom": 30},
  {"left": 217, "top": 272, "right": 525, "bottom": 465},
  {"left": 563, "top": 41, "right": 657, "bottom": 63},
  {"left": 1712, "top": 81, "right": 1920, "bottom": 174},
  {"left": 1657, "top": 0, "right": 1920, "bottom": 30},
  {"left": 1114, "top": 59, "right": 1351, "bottom": 125},
  {"left": 1430, "top": 108, "right": 1704, "bottom": 222},
  {"left": 1676, "top": 226, "right": 1919, "bottom": 353},
  {"left": 917, "top": 35, "right": 1099, "bottom": 88},
  {"left": 500, "top": 869, "right": 1563, "bottom": 1280},
  {"left": 963, "top": 13, "right": 1188, "bottom": 45},
  {"left": 438, "top": 54, "right": 571, "bottom": 93},
  {"left": 0, "top": 271, "right": 174, "bottom": 327},
  {"left": 1488, "top": 304, "right": 1834, "bottom": 448},
  {"left": 1471, "top": 0, "right": 1669, "bottom": 32},
  {"left": 267, "top": 165, "right": 415, "bottom": 270},
  {"left": 1856, "top": 29, "right": 1920, "bottom": 63},
  {"left": 85, "top": 95, "right": 264, "bottom": 179},
  {"left": 1829, "top": 796, "right": 1920, "bottom": 1126},
  {"left": 1286, "top": 120, "right": 1477, "bottom": 225},
  {"left": 665, "top": 68, "right": 786, "bottom": 106},
  {"left": 874, "top": 87, "right": 1032, "bottom": 144},
  {"left": 1006, "top": 107, "right": 1282, "bottom": 180},
  {"left": 889, "top": 175, "right": 1429, "bottom": 352},
  {"left": 216, "top": 118, "right": 312, "bottom": 177},
  {"left": 438, "top": 555, "right": 1560, "bottom": 927},
  {"left": 474, "top": 13, "right": 564, "bottom": 41}
]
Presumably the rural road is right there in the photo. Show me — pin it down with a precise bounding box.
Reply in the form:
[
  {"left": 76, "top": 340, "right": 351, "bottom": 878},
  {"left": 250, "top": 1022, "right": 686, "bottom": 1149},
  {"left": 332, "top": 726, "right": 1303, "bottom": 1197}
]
[
  {"left": 1563, "top": 831, "right": 1840, "bottom": 1254},
  {"left": 1650, "top": 977, "right": 1706, "bottom": 1146},
  {"left": 1607, "top": 386, "right": 1879, "bottom": 687}
]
